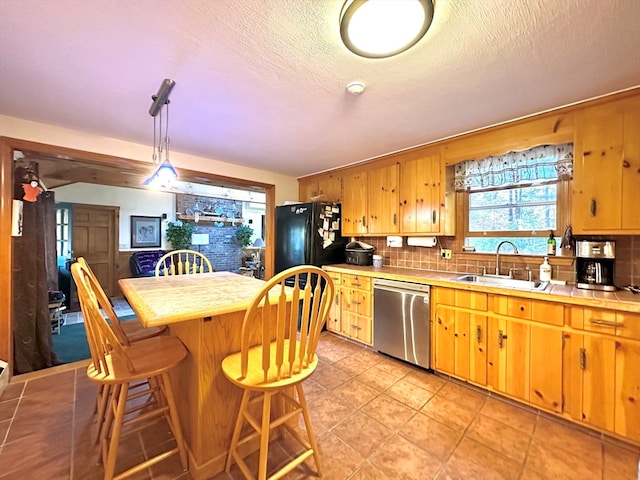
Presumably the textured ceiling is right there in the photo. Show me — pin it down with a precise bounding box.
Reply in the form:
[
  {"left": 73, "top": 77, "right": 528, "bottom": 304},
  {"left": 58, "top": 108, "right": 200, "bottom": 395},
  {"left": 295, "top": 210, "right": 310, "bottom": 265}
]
[{"left": 1, "top": 0, "right": 639, "bottom": 178}]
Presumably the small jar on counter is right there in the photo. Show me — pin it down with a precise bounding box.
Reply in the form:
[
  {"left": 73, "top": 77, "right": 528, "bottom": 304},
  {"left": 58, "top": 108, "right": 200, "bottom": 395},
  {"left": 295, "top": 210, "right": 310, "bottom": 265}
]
[{"left": 372, "top": 255, "right": 383, "bottom": 268}]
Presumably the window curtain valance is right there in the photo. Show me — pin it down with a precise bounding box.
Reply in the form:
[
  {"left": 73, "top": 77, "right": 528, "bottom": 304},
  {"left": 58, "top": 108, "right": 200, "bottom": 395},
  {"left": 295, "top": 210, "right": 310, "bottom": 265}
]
[{"left": 454, "top": 143, "right": 573, "bottom": 192}]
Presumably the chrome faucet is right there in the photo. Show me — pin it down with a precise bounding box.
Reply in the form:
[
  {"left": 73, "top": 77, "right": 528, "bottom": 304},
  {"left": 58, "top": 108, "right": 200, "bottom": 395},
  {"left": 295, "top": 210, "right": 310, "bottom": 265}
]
[{"left": 495, "top": 241, "right": 519, "bottom": 276}]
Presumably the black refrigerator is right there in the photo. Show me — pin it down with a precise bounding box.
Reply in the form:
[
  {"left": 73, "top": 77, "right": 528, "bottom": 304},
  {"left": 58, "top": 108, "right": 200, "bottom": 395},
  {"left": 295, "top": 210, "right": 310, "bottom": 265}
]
[{"left": 275, "top": 202, "right": 347, "bottom": 283}]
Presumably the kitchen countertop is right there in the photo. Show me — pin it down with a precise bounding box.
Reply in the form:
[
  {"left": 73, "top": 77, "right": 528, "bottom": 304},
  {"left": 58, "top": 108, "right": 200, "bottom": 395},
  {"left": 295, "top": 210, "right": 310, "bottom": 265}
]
[{"left": 324, "top": 264, "right": 640, "bottom": 314}]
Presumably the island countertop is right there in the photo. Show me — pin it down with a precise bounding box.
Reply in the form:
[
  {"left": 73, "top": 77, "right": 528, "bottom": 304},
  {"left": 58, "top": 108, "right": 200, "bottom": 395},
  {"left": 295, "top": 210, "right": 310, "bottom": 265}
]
[{"left": 118, "top": 271, "right": 269, "bottom": 327}]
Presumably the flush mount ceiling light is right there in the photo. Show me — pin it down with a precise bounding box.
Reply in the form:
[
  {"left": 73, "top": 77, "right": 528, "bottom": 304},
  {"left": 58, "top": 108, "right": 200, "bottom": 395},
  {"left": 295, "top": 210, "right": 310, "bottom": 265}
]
[
  {"left": 340, "top": 0, "right": 434, "bottom": 58},
  {"left": 144, "top": 78, "right": 178, "bottom": 189}
]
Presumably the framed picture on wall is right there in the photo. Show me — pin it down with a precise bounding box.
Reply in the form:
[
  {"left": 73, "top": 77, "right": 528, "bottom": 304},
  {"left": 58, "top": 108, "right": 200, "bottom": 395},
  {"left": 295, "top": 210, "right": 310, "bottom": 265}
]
[{"left": 131, "top": 216, "right": 161, "bottom": 248}]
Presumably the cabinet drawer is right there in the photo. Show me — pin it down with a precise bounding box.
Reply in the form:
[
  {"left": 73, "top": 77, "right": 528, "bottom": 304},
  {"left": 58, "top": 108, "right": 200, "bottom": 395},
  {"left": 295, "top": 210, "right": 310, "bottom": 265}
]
[
  {"left": 506, "top": 298, "right": 531, "bottom": 320},
  {"left": 531, "top": 301, "right": 564, "bottom": 326},
  {"left": 616, "top": 312, "right": 640, "bottom": 340},
  {"left": 341, "top": 288, "right": 372, "bottom": 317},
  {"left": 342, "top": 274, "right": 371, "bottom": 291},
  {"left": 434, "top": 287, "right": 487, "bottom": 310},
  {"left": 583, "top": 308, "right": 619, "bottom": 334},
  {"left": 325, "top": 272, "right": 342, "bottom": 286}
]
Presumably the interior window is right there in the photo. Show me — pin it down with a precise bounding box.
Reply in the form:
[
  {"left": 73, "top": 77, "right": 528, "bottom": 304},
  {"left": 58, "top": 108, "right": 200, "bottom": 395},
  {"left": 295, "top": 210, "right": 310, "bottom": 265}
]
[
  {"left": 55, "top": 205, "right": 71, "bottom": 266},
  {"left": 456, "top": 144, "right": 573, "bottom": 255}
]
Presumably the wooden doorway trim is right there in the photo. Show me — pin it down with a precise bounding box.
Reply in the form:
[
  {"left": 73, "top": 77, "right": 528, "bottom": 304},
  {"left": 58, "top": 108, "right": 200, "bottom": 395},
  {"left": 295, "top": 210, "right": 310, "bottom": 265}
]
[{"left": 0, "top": 136, "right": 276, "bottom": 378}]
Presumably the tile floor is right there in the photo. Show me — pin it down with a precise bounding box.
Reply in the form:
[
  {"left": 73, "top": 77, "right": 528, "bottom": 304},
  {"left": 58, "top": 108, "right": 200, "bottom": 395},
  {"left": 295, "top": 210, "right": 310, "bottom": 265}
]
[
  {"left": 61, "top": 297, "right": 134, "bottom": 326},
  {"left": 1, "top": 332, "right": 638, "bottom": 480}
]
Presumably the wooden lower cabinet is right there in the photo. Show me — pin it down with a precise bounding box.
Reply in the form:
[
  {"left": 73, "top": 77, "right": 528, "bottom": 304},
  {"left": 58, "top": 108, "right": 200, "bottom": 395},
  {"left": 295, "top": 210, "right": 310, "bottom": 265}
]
[
  {"left": 614, "top": 340, "right": 640, "bottom": 442},
  {"left": 325, "top": 272, "right": 342, "bottom": 333},
  {"left": 487, "top": 317, "right": 531, "bottom": 402},
  {"left": 434, "top": 305, "right": 487, "bottom": 386},
  {"left": 529, "top": 324, "right": 563, "bottom": 412},
  {"left": 563, "top": 330, "right": 617, "bottom": 433},
  {"left": 322, "top": 270, "right": 373, "bottom": 346},
  {"left": 564, "top": 307, "right": 640, "bottom": 441}
]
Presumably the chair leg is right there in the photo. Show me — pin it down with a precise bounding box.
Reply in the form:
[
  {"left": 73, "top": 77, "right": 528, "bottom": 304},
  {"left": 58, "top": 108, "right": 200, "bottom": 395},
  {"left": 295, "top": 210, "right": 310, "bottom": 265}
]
[
  {"left": 258, "top": 391, "right": 272, "bottom": 480},
  {"left": 103, "top": 382, "right": 129, "bottom": 480},
  {"left": 296, "top": 384, "right": 322, "bottom": 477},
  {"left": 95, "top": 384, "right": 111, "bottom": 443},
  {"left": 226, "top": 389, "right": 251, "bottom": 472},
  {"left": 159, "top": 372, "right": 188, "bottom": 470},
  {"left": 98, "top": 383, "right": 120, "bottom": 465}
]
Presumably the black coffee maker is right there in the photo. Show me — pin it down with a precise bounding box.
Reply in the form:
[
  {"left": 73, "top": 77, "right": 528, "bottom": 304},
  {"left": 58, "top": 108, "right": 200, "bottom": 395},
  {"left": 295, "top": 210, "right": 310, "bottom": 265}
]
[{"left": 576, "top": 240, "right": 616, "bottom": 291}]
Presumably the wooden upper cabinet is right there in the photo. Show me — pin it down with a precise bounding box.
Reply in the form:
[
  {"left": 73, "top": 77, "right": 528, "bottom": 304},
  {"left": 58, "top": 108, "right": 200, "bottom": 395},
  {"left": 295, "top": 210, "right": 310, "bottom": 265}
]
[
  {"left": 367, "top": 164, "right": 399, "bottom": 234},
  {"left": 573, "top": 95, "right": 640, "bottom": 233},
  {"left": 399, "top": 153, "right": 443, "bottom": 234},
  {"left": 342, "top": 171, "right": 368, "bottom": 235},
  {"left": 298, "top": 173, "right": 342, "bottom": 203}
]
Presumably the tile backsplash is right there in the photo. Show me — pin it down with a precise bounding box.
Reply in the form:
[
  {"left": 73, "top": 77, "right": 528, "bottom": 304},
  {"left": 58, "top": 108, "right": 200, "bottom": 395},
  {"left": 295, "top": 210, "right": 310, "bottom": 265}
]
[{"left": 358, "top": 235, "right": 639, "bottom": 287}]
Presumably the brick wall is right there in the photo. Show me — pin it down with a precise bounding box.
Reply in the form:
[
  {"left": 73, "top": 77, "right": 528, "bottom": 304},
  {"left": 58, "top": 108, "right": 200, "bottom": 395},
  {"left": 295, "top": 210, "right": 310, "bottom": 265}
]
[{"left": 176, "top": 194, "right": 243, "bottom": 272}]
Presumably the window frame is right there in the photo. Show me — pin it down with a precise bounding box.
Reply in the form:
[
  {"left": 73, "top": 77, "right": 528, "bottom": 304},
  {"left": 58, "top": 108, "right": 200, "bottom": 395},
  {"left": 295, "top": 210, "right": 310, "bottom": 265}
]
[{"left": 461, "top": 177, "right": 572, "bottom": 252}]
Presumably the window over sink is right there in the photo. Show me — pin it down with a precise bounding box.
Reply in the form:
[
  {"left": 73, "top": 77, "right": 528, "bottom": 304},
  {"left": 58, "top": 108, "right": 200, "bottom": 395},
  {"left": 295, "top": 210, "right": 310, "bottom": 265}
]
[{"left": 455, "top": 143, "right": 573, "bottom": 255}]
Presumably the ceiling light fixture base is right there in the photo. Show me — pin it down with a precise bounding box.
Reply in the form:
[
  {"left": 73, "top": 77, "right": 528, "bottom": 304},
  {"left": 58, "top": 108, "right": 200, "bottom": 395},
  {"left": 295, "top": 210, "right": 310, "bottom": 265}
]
[{"left": 346, "top": 81, "right": 366, "bottom": 95}]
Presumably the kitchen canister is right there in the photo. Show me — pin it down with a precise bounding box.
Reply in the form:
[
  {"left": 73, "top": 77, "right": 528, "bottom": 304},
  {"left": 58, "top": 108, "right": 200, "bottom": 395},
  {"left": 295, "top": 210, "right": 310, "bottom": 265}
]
[{"left": 372, "top": 254, "right": 383, "bottom": 268}]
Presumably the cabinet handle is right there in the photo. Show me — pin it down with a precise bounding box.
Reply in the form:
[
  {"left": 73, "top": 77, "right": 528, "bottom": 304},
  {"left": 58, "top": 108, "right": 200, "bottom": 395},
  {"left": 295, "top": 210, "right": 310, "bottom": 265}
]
[
  {"left": 432, "top": 209, "right": 437, "bottom": 224},
  {"left": 393, "top": 213, "right": 397, "bottom": 225},
  {"left": 498, "top": 330, "right": 507, "bottom": 349},
  {"left": 579, "top": 348, "right": 587, "bottom": 370},
  {"left": 362, "top": 215, "right": 366, "bottom": 227},
  {"left": 351, "top": 282, "right": 361, "bottom": 287},
  {"left": 351, "top": 300, "right": 361, "bottom": 305},
  {"left": 590, "top": 199, "right": 597, "bottom": 217},
  {"left": 334, "top": 294, "right": 339, "bottom": 306},
  {"left": 476, "top": 324, "right": 482, "bottom": 343},
  {"left": 589, "top": 319, "right": 623, "bottom": 328}
]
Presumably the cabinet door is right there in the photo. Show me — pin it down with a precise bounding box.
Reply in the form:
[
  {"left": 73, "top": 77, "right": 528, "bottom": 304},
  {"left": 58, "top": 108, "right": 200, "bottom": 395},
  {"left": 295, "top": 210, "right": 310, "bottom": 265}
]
[
  {"left": 530, "top": 325, "right": 563, "bottom": 412},
  {"left": 573, "top": 96, "right": 640, "bottom": 233},
  {"left": 368, "top": 164, "right": 399, "bottom": 234},
  {"left": 317, "top": 174, "right": 342, "bottom": 203},
  {"left": 614, "top": 339, "right": 640, "bottom": 442},
  {"left": 454, "top": 311, "right": 471, "bottom": 379},
  {"left": 342, "top": 171, "right": 368, "bottom": 235},
  {"left": 326, "top": 288, "right": 341, "bottom": 332},
  {"left": 488, "top": 317, "right": 530, "bottom": 402},
  {"left": 298, "top": 181, "right": 318, "bottom": 202},
  {"left": 469, "top": 314, "right": 487, "bottom": 386},
  {"left": 399, "top": 154, "right": 442, "bottom": 233},
  {"left": 622, "top": 106, "right": 640, "bottom": 229},
  {"left": 434, "top": 306, "right": 456, "bottom": 375},
  {"left": 583, "top": 334, "right": 616, "bottom": 432},
  {"left": 573, "top": 104, "right": 623, "bottom": 230}
]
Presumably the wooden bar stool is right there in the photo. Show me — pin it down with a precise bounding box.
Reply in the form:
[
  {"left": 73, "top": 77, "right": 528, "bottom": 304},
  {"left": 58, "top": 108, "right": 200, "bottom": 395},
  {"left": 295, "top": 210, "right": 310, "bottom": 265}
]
[
  {"left": 154, "top": 249, "right": 213, "bottom": 276},
  {"left": 72, "top": 261, "right": 189, "bottom": 480},
  {"left": 221, "top": 265, "right": 334, "bottom": 480},
  {"left": 77, "top": 257, "right": 167, "bottom": 442}
]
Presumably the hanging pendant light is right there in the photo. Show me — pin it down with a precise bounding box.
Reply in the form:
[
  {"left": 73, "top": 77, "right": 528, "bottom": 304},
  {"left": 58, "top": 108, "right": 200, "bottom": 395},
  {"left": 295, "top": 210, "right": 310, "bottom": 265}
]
[{"left": 144, "top": 79, "right": 178, "bottom": 188}]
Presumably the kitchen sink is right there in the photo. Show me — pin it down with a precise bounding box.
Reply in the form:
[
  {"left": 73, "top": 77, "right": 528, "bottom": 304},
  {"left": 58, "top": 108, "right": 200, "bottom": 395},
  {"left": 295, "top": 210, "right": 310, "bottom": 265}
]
[{"left": 454, "top": 274, "right": 549, "bottom": 292}]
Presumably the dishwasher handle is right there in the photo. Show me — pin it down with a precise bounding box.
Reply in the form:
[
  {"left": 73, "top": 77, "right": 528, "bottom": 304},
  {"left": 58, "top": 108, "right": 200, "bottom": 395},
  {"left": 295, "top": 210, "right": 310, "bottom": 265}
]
[{"left": 374, "top": 279, "right": 430, "bottom": 295}]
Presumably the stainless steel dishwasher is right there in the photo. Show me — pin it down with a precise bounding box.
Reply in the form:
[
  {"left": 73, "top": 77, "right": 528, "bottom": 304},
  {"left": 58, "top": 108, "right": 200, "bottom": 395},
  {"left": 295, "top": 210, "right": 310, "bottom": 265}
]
[{"left": 373, "top": 279, "right": 431, "bottom": 369}]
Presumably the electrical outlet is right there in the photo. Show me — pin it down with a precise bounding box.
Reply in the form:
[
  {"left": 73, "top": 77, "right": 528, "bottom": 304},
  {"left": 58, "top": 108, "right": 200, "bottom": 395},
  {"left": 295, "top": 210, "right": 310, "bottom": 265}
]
[{"left": 441, "top": 249, "right": 452, "bottom": 260}]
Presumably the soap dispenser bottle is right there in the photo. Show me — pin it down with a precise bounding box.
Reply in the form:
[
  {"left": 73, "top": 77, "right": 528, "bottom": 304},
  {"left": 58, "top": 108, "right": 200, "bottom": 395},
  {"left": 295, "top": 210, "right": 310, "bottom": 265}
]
[{"left": 540, "top": 256, "right": 552, "bottom": 282}]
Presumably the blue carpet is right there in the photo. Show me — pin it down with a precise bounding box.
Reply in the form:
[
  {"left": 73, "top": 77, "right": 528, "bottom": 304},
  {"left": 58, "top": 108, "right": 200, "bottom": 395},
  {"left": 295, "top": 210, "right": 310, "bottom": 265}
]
[{"left": 52, "top": 314, "right": 137, "bottom": 365}]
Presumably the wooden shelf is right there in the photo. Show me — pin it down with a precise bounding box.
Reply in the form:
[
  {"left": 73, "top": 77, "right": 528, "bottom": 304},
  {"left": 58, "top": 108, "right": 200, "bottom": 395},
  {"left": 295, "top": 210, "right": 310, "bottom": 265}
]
[{"left": 177, "top": 214, "right": 244, "bottom": 224}]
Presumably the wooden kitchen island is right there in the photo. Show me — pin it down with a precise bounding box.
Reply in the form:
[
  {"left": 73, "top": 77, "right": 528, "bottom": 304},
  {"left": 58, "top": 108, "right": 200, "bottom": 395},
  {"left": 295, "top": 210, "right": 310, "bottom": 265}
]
[{"left": 119, "top": 272, "right": 287, "bottom": 480}]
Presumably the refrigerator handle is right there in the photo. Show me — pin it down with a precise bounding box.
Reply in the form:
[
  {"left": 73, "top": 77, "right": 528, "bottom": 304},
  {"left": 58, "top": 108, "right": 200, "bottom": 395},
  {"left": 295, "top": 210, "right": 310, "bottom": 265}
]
[{"left": 304, "top": 217, "right": 311, "bottom": 263}]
